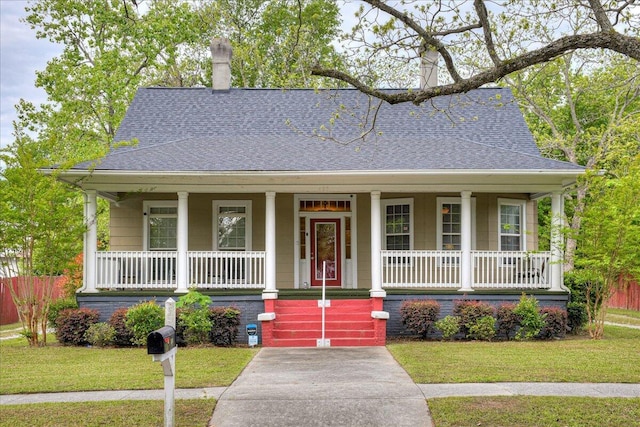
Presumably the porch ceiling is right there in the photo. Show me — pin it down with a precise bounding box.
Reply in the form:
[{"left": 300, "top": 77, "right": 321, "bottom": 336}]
[{"left": 58, "top": 169, "right": 581, "bottom": 196}]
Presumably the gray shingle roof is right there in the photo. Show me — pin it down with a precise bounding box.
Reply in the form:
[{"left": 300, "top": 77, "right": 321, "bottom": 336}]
[{"left": 81, "top": 87, "right": 582, "bottom": 172}]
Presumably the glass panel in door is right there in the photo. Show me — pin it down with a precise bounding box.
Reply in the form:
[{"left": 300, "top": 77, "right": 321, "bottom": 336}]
[{"left": 310, "top": 219, "right": 341, "bottom": 287}]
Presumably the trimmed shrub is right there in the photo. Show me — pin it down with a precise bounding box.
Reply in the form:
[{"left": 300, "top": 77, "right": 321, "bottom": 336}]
[
  {"left": 177, "top": 289, "right": 213, "bottom": 346},
  {"left": 84, "top": 322, "right": 116, "bottom": 347},
  {"left": 55, "top": 308, "right": 99, "bottom": 346},
  {"left": 467, "top": 315, "right": 496, "bottom": 341},
  {"left": 434, "top": 315, "right": 461, "bottom": 340},
  {"left": 125, "top": 300, "right": 164, "bottom": 346},
  {"left": 209, "top": 306, "right": 241, "bottom": 346},
  {"left": 538, "top": 307, "right": 568, "bottom": 339},
  {"left": 453, "top": 300, "right": 494, "bottom": 337},
  {"left": 400, "top": 300, "right": 440, "bottom": 339},
  {"left": 513, "top": 294, "right": 546, "bottom": 341},
  {"left": 496, "top": 304, "right": 520, "bottom": 340},
  {"left": 47, "top": 298, "right": 78, "bottom": 328},
  {"left": 179, "top": 308, "right": 213, "bottom": 345},
  {"left": 566, "top": 301, "right": 588, "bottom": 334},
  {"left": 109, "top": 307, "right": 134, "bottom": 346}
]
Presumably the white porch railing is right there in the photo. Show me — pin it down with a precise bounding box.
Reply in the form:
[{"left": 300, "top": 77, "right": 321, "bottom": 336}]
[
  {"left": 96, "top": 251, "right": 178, "bottom": 289},
  {"left": 473, "top": 251, "right": 549, "bottom": 289},
  {"left": 96, "top": 250, "right": 547, "bottom": 291},
  {"left": 188, "top": 251, "right": 265, "bottom": 289},
  {"left": 95, "top": 251, "right": 266, "bottom": 290},
  {"left": 382, "top": 250, "right": 461, "bottom": 288},
  {"left": 381, "top": 250, "right": 550, "bottom": 290}
]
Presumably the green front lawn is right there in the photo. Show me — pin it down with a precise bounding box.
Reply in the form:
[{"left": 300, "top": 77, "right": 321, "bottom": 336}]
[
  {"left": 389, "top": 325, "right": 640, "bottom": 383},
  {"left": 0, "top": 399, "right": 215, "bottom": 427},
  {"left": 428, "top": 396, "right": 640, "bottom": 427},
  {"left": 0, "top": 338, "right": 257, "bottom": 394}
]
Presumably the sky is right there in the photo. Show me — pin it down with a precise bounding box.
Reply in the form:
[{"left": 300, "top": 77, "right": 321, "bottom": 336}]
[{"left": 0, "top": 1, "right": 63, "bottom": 150}]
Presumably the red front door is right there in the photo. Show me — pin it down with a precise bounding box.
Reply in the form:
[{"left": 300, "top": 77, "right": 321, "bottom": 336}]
[{"left": 310, "top": 218, "right": 341, "bottom": 287}]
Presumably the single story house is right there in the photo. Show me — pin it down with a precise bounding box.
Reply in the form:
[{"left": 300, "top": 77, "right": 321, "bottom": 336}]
[{"left": 57, "top": 39, "right": 583, "bottom": 346}]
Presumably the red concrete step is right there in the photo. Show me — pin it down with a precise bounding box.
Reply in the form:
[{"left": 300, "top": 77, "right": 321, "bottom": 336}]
[
  {"left": 265, "top": 298, "right": 385, "bottom": 347},
  {"left": 274, "top": 320, "right": 374, "bottom": 330},
  {"left": 273, "top": 329, "right": 376, "bottom": 339},
  {"left": 275, "top": 299, "right": 372, "bottom": 309},
  {"left": 275, "top": 312, "right": 372, "bottom": 322},
  {"left": 274, "top": 303, "right": 371, "bottom": 310},
  {"left": 274, "top": 300, "right": 318, "bottom": 307},
  {"left": 270, "top": 337, "right": 380, "bottom": 347}
]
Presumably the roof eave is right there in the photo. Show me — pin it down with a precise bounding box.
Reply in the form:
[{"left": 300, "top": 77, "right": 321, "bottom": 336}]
[{"left": 56, "top": 168, "right": 584, "bottom": 196}]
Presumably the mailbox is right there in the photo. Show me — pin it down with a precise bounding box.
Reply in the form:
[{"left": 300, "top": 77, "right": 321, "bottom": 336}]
[{"left": 147, "top": 326, "right": 176, "bottom": 355}]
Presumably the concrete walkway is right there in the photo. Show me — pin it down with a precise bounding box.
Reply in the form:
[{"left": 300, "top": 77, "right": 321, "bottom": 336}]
[
  {"left": 210, "top": 347, "right": 432, "bottom": 427},
  {"left": 2, "top": 347, "right": 640, "bottom": 426}
]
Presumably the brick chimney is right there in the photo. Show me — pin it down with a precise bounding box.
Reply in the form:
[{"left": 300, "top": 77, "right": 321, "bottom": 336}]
[
  {"left": 211, "top": 38, "right": 232, "bottom": 91},
  {"left": 420, "top": 50, "right": 438, "bottom": 89}
]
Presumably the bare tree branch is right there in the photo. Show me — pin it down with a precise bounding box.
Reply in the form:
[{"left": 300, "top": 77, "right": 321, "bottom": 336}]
[
  {"left": 313, "top": 31, "right": 640, "bottom": 105},
  {"left": 473, "top": 0, "right": 502, "bottom": 66},
  {"left": 313, "top": 1, "right": 639, "bottom": 105},
  {"left": 363, "top": 0, "right": 464, "bottom": 82}
]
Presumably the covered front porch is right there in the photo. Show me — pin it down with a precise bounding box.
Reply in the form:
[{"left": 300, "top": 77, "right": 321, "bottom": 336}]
[{"left": 80, "top": 189, "right": 566, "bottom": 296}]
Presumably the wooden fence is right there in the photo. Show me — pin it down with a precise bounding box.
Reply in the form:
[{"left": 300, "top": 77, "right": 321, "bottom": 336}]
[
  {"left": 609, "top": 278, "right": 640, "bottom": 311},
  {"left": 0, "top": 277, "right": 64, "bottom": 325}
]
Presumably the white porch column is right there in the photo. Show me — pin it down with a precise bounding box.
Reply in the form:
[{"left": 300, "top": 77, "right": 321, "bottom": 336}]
[
  {"left": 176, "top": 192, "right": 189, "bottom": 293},
  {"left": 459, "top": 191, "right": 474, "bottom": 292},
  {"left": 83, "top": 190, "right": 98, "bottom": 293},
  {"left": 370, "top": 191, "right": 386, "bottom": 297},
  {"left": 550, "top": 191, "right": 564, "bottom": 292},
  {"left": 263, "top": 192, "right": 278, "bottom": 299}
]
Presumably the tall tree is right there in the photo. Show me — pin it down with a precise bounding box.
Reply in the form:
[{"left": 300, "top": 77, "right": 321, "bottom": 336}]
[
  {"left": 192, "top": 0, "right": 344, "bottom": 88},
  {"left": 24, "top": 0, "right": 201, "bottom": 162},
  {"left": 0, "top": 117, "right": 84, "bottom": 346},
  {"left": 311, "top": 0, "right": 639, "bottom": 104},
  {"left": 572, "top": 154, "right": 640, "bottom": 339},
  {"left": 507, "top": 55, "right": 640, "bottom": 268}
]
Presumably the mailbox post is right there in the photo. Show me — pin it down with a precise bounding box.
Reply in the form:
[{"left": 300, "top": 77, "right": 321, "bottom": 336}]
[{"left": 147, "top": 298, "right": 177, "bottom": 427}]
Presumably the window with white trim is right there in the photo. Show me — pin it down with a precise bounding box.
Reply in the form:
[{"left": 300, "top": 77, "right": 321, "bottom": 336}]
[
  {"left": 144, "top": 201, "right": 178, "bottom": 250},
  {"left": 499, "top": 199, "right": 526, "bottom": 251},
  {"left": 213, "top": 201, "right": 252, "bottom": 251},
  {"left": 437, "top": 197, "right": 476, "bottom": 250},
  {"left": 381, "top": 199, "right": 413, "bottom": 250}
]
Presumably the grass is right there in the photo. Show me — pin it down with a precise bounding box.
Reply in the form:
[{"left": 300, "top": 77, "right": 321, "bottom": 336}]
[
  {"left": 428, "top": 396, "right": 640, "bottom": 427},
  {"left": 388, "top": 325, "right": 640, "bottom": 383},
  {"left": 0, "top": 399, "right": 215, "bottom": 426},
  {"left": 606, "top": 308, "right": 640, "bottom": 326},
  {"left": 2, "top": 319, "right": 639, "bottom": 427},
  {"left": 0, "top": 338, "right": 258, "bottom": 394}
]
